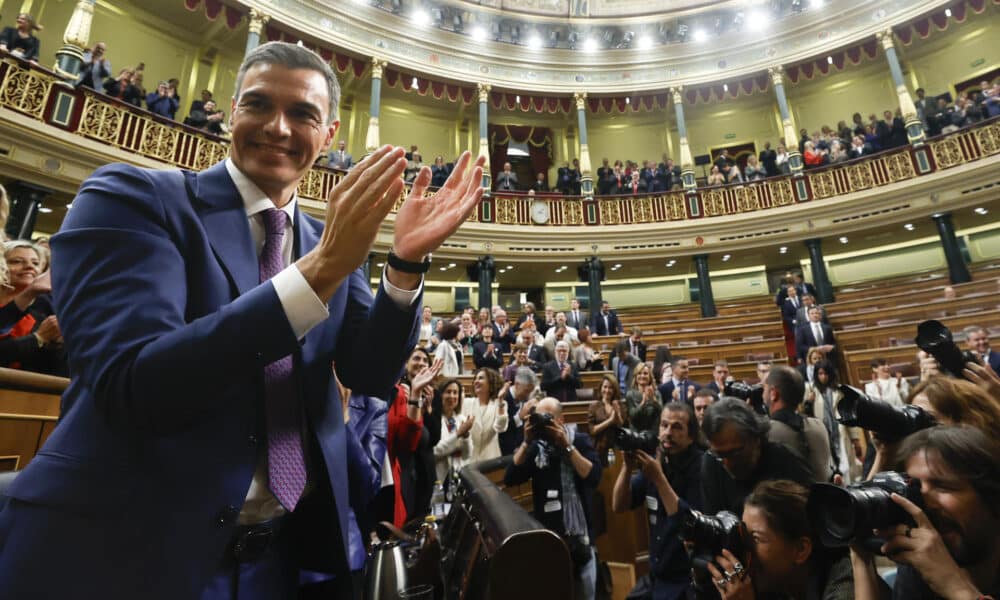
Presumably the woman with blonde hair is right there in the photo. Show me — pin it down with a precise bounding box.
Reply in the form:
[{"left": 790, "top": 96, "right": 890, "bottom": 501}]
[
  {"left": 0, "top": 13, "right": 43, "bottom": 62},
  {"left": 625, "top": 362, "right": 663, "bottom": 435},
  {"left": 0, "top": 241, "right": 63, "bottom": 373}
]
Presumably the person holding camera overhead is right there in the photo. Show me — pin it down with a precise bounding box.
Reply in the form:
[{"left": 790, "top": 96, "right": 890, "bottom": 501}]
[
  {"left": 612, "top": 403, "right": 704, "bottom": 600},
  {"left": 700, "top": 480, "right": 854, "bottom": 600},
  {"left": 850, "top": 427, "right": 1000, "bottom": 600},
  {"left": 505, "top": 397, "right": 602, "bottom": 600}
]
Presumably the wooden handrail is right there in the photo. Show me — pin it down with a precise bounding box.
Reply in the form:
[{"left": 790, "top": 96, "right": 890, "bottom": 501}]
[{"left": 0, "top": 367, "right": 69, "bottom": 395}]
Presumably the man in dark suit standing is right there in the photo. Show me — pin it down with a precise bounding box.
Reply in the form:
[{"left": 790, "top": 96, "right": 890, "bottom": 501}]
[
  {"left": 759, "top": 141, "right": 778, "bottom": 177},
  {"left": 591, "top": 300, "right": 622, "bottom": 336},
  {"left": 611, "top": 340, "right": 641, "bottom": 396},
  {"left": 596, "top": 158, "right": 611, "bottom": 195},
  {"left": 566, "top": 297, "right": 588, "bottom": 332},
  {"left": 658, "top": 356, "right": 701, "bottom": 405},
  {"left": 795, "top": 306, "right": 836, "bottom": 362},
  {"left": 626, "top": 171, "right": 647, "bottom": 195},
  {"left": 541, "top": 341, "right": 582, "bottom": 403},
  {"left": 795, "top": 294, "right": 828, "bottom": 327},
  {"left": 964, "top": 326, "right": 1000, "bottom": 376},
  {"left": 495, "top": 161, "right": 518, "bottom": 192},
  {"left": 327, "top": 139, "right": 353, "bottom": 169},
  {"left": 530, "top": 172, "right": 548, "bottom": 193},
  {"left": 0, "top": 42, "right": 486, "bottom": 600},
  {"left": 626, "top": 326, "right": 647, "bottom": 363},
  {"left": 781, "top": 285, "right": 802, "bottom": 328},
  {"left": 515, "top": 301, "right": 543, "bottom": 333}
]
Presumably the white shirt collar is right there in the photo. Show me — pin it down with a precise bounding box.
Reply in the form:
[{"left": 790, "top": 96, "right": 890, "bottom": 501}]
[{"left": 225, "top": 158, "right": 297, "bottom": 223}]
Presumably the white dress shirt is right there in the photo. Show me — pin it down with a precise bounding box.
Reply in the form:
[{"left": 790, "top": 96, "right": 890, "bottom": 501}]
[{"left": 225, "top": 159, "right": 422, "bottom": 523}]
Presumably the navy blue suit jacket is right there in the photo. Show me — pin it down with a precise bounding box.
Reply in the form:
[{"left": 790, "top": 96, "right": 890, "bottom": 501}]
[{"left": 0, "top": 162, "right": 420, "bottom": 599}]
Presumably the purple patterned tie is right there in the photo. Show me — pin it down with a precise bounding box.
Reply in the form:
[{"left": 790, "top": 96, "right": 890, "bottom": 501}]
[{"left": 259, "top": 208, "right": 307, "bottom": 511}]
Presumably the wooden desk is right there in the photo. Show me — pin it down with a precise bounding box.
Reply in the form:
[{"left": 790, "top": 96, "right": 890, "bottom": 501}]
[
  {"left": 829, "top": 294, "right": 1000, "bottom": 329},
  {"left": 826, "top": 277, "right": 1000, "bottom": 316},
  {"left": 0, "top": 368, "right": 68, "bottom": 470},
  {"left": 835, "top": 309, "right": 1000, "bottom": 353}
]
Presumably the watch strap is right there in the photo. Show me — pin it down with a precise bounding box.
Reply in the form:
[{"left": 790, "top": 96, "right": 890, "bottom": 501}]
[{"left": 387, "top": 249, "right": 431, "bottom": 274}]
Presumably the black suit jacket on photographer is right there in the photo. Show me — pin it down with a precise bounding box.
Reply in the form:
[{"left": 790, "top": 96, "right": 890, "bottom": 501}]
[
  {"left": 700, "top": 440, "right": 813, "bottom": 516},
  {"left": 629, "top": 445, "right": 705, "bottom": 586},
  {"left": 503, "top": 430, "right": 602, "bottom": 540}
]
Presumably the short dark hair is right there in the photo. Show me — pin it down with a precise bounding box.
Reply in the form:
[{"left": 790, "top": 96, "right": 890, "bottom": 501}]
[
  {"left": 436, "top": 378, "right": 463, "bottom": 413},
  {"left": 664, "top": 401, "right": 698, "bottom": 438},
  {"left": 439, "top": 321, "right": 460, "bottom": 341},
  {"left": 898, "top": 426, "right": 1000, "bottom": 516},
  {"left": 702, "top": 398, "right": 770, "bottom": 443},
  {"left": 234, "top": 41, "right": 340, "bottom": 124},
  {"left": 409, "top": 346, "right": 431, "bottom": 363},
  {"left": 870, "top": 357, "right": 889, "bottom": 370},
  {"left": 744, "top": 480, "right": 812, "bottom": 542},
  {"left": 765, "top": 365, "right": 805, "bottom": 410},
  {"left": 694, "top": 388, "right": 719, "bottom": 403}
]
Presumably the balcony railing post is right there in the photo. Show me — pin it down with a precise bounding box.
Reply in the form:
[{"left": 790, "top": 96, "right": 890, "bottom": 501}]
[
  {"left": 478, "top": 82, "right": 492, "bottom": 194},
  {"left": 575, "top": 91, "right": 594, "bottom": 200},
  {"left": 53, "top": 0, "right": 96, "bottom": 80},
  {"left": 671, "top": 87, "right": 697, "bottom": 194},
  {"left": 877, "top": 29, "right": 926, "bottom": 147},
  {"left": 769, "top": 66, "right": 804, "bottom": 177}
]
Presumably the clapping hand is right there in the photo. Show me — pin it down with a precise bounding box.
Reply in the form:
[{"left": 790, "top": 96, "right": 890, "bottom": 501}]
[
  {"left": 410, "top": 358, "right": 443, "bottom": 399},
  {"left": 457, "top": 415, "right": 475, "bottom": 437}
]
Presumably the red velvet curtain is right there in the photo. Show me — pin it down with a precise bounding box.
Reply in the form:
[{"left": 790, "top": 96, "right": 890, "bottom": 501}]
[{"left": 488, "top": 125, "right": 553, "bottom": 184}]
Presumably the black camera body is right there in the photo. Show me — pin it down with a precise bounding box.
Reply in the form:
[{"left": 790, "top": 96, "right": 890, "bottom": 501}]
[
  {"left": 724, "top": 381, "right": 767, "bottom": 415},
  {"left": 809, "top": 471, "right": 923, "bottom": 553},
  {"left": 679, "top": 509, "right": 749, "bottom": 572},
  {"left": 612, "top": 427, "right": 659, "bottom": 454},
  {"left": 915, "top": 319, "right": 980, "bottom": 378},
  {"left": 528, "top": 410, "right": 554, "bottom": 431},
  {"left": 837, "top": 385, "right": 937, "bottom": 442}
]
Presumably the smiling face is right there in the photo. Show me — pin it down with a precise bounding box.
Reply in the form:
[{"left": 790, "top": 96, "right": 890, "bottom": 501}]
[
  {"left": 405, "top": 348, "right": 429, "bottom": 380},
  {"left": 473, "top": 370, "right": 488, "bottom": 397},
  {"left": 5, "top": 247, "right": 39, "bottom": 292},
  {"left": 441, "top": 382, "right": 461, "bottom": 415},
  {"left": 230, "top": 63, "right": 337, "bottom": 206}
]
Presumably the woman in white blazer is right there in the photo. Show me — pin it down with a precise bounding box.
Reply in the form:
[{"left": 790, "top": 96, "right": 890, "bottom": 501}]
[
  {"left": 434, "top": 379, "right": 474, "bottom": 482},
  {"left": 461, "top": 367, "right": 509, "bottom": 462},
  {"left": 804, "top": 360, "right": 863, "bottom": 483}
]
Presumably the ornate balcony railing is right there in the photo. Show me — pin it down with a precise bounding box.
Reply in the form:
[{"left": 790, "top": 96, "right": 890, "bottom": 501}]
[{"left": 2, "top": 55, "right": 998, "bottom": 227}]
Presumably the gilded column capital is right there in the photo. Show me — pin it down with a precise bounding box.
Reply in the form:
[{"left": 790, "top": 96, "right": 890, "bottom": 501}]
[
  {"left": 876, "top": 29, "right": 895, "bottom": 51},
  {"left": 669, "top": 86, "right": 683, "bottom": 104},
  {"left": 370, "top": 57, "right": 387, "bottom": 79},
  {"left": 574, "top": 91, "right": 587, "bottom": 111},
  {"left": 247, "top": 9, "right": 270, "bottom": 36},
  {"left": 62, "top": 0, "right": 96, "bottom": 48},
  {"left": 477, "top": 82, "right": 491, "bottom": 103},
  {"left": 767, "top": 65, "right": 785, "bottom": 87}
]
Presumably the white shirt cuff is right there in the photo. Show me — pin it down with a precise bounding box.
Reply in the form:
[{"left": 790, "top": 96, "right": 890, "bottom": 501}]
[
  {"left": 381, "top": 272, "right": 423, "bottom": 309},
  {"left": 272, "top": 264, "right": 330, "bottom": 339}
]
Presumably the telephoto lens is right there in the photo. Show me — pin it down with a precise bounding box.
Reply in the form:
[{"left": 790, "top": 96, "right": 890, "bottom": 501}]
[
  {"left": 836, "top": 385, "right": 937, "bottom": 442},
  {"left": 914, "top": 320, "right": 980, "bottom": 378},
  {"left": 612, "top": 427, "right": 659, "bottom": 454},
  {"left": 723, "top": 380, "right": 767, "bottom": 415},
  {"left": 808, "top": 472, "right": 923, "bottom": 553},
  {"left": 679, "top": 508, "right": 749, "bottom": 572}
]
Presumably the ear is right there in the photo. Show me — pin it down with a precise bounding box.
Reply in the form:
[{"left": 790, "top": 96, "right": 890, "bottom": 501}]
[
  {"left": 324, "top": 119, "right": 340, "bottom": 150},
  {"left": 792, "top": 536, "right": 812, "bottom": 566}
]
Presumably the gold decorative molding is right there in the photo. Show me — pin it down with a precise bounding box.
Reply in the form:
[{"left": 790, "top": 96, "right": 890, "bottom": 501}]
[
  {"left": 247, "top": 8, "right": 270, "bottom": 36},
  {"left": 477, "top": 82, "right": 491, "bottom": 103},
  {"left": 62, "top": 0, "right": 95, "bottom": 49},
  {"left": 370, "top": 57, "right": 387, "bottom": 80},
  {"left": 574, "top": 91, "right": 587, "bottom": 111}
]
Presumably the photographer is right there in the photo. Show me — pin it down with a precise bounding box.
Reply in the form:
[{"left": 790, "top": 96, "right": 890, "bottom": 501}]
[
  {"left": 763, "top": 366, "right": 833, "bottom": 482},
  {"left": 505, "top": 397, "right": 602, "bottom": 600},
  {"left": 704, "top": 480, "right": 854, "bottom": 600},
  {"left": 851, "top": 426, "right": 1000, "bottom": 599},
  {"left": 612, "top": 403, "right": 704, "bottom": 599},
  {"left": 700, "top": 399, "right": 813, "bottom": 515}
]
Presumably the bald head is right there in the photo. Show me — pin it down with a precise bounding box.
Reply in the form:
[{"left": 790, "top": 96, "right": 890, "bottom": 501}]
[{"left": 535, "top": 397, "right": 563, "bottom": 420}]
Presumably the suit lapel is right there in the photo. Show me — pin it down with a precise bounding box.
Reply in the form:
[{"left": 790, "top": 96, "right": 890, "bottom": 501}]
[{"left": 190, "top": 162, "right": 258, "bottom": 297}]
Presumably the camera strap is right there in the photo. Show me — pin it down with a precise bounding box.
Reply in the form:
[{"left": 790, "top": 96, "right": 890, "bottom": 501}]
[{"left": 771, "top": 409, "right": 812, "bottom": 466}]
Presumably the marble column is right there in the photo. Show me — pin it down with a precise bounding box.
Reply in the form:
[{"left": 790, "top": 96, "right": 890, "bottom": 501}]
[
  {"left": 243, "top": 8, "right": 270, "bottom": 56},
  {"left": 575, "top": 92, "right": 594, "bottom": 198},
  {"left": 584, "top": 256, "right": 604, "bottom": 311},
  {"left": 693, "top": 255, "right": 717, "bottom": 318},
  {"left": 477, "top": 82, "right": 492, "bottom": 191},
  {"left": 670, "top": 87, "right": 696, "bottom": 192},
  {"left": 475, "top": 255, "right": 495, "bottom": 310},
  {"left": 53, "top": 0, "right": 95, "bottom": 80},
  {"left": 876, "top": 29, "right": 925, "bottom": 145},
  {"left": 768, "top": 66, "right": 804, "bottom": 176},
  {"left": 804, "top": 239, "right": 835, "bottom": 304},
  {"left": 932, "top": 213, "right": 971, "bottom": 284},
  {"left": 364, "top": 58, "right": 387, "bottom": 154}
]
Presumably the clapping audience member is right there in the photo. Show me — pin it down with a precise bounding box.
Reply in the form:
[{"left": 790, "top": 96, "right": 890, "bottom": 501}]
[
  {"left": 146, "top": 80, "right": 179, "bottom": 119},
  {"left": 963, "top": 325, "right": 1000, "bottom": 375},
  {"left": 404, "top": 150, "right": 424, "bottom": 182},
  {"left": 707, "top": 165, "right": 726, "bottom": 186},
  {"left": 541, "top": 341, "right": 582, "bottom": 403},
  {"left": 613, "top": 403, "right": 705, "bottom": 600},
  {"left": 327, "top": 139, "right": 352, "bottom": 170},
  {"left": 743, "top": 154, "right": 766, "bottom": 181},
  {"left": 103, "top": 67, "right": 142, "bottom": 107},
  {"left": 589, "top": 374, "right": 626, "bottom": 466},
  {"left": 703, "top": 480, "right": 854, "bottom": 600},
  {"left": 495, "top": 161, "right": 518, "bottom": 192},
  {"left": 430, "top": 156, "right": 450, "bottom": 187},
  {"left": 462, "top": 368, "right": 508, "bottom": 462},
  {"left": 76, "top": 41, "right": 111, "bottom": 92},
  {"left": 572, "top": 328, "right": 604, "bottom": 372},
  {"left": 387, "top": 349, "right": 441, "bottom": 527},
  {"left": 0, "top": 241, "right": 65, "bottom": 375},
  {"left": 491, "top": 309, "right": 514, "bottom": 353},
  {"left": 498, "top": 367, "right": 539, "bottom": 455},
  {"left": 626, "top": 363, "right": 663, "bottom": 436},
  {"left": 851, "top": 427, "right": 1000, "bottom": 600},
  {"left": 700, "top": 399, "right": 813, "bottom": 515},
  {"left": 188, "top": 89, "right": 212, "bottom": 114},
  {"left": 505, "top": 397, "right": 602, "bottom": 600},
  {"left": 864, "top": 357, "right": 909, "bottom": 408},
  {"left": 472, "top": 324, "right": 504, "bottom": 371},
  {"left": 707, "top": 360, "right": 730, "bottom": 394},
  {"left": 432, "top": 378, "right": 474, "bottom": 484},
  {"left": 658, "top": 355, "right": 700, "bottom": 405},
  {"left": 775, "top": 143, "right": 790, "bottom": 174},
  {"left": 798, "top": 347, "right": 825, "bottom": 384},
  {"left": 0, "top": 13, "right": 42, "bottom": 62},
  {"left": 433, "top": 321, "right": 462, "bottom": 376},
  {"left": 611, "top": 339, "right": 641, "bottom": 396}
]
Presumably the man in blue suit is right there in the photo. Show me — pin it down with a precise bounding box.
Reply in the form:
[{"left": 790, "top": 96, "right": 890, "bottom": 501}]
[{"left": 0, "top": 42, "right": 485, "bottom": 600}]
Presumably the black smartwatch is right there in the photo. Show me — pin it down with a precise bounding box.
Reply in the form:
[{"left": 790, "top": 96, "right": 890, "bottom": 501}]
[{"left": 387, "top": 248, "right": 432, "bottom": 274}]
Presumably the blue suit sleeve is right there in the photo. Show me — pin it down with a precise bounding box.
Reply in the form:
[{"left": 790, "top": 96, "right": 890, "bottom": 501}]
[{"left": 51, "top": 164, "right": 301, "bottom": 433}]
